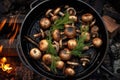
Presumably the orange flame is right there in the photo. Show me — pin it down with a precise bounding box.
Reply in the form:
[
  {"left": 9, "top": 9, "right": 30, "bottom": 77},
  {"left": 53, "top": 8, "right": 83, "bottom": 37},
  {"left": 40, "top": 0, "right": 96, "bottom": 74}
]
[
  {"left": 0, "top": 18, "right": 7, "bottom": 31},
  {"left": 9, "top": 24, "right": 19, "bottom": 44},
  {"left": 0, "top": 57, "right": 13, "bottom": 73},
  {"left": 0, "top": 45, "right": 3, "bottom": 53}
]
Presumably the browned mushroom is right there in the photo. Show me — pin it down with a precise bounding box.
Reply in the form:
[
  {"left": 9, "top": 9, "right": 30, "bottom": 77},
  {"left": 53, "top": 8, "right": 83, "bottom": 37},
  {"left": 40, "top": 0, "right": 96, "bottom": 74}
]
[
  {"left": 81, "top": 32, "right": 91, "bottom": 42},
  {"left": 81, "top": 13, "right": 93, "bottom": 22},
  {"left": 46, "top": 9, "right": 59, "bottom": 21},
  {"left": 69, "top": 15, "right": 77, "bottom": 22},
  {"left": 56, "top": 60, "right": 65, "bottom": 69},
  {"left": 67, "top": 61, "right": 79, "bottom": 66},
  {"left": 64, "top": 25, "right": 76, "bottom": 38},
  {"left": 52, "top": 41, "right": 60, "bottom": 52},
  {"left": 39, "top": 39, "right": 49, "bottom": 51},
  {"left": 66, "top": 7, "right": 76, "bottom": 15},
  {"left": 80, "top": 56, "right": 90, "bottom": 66},
  {"left": 64, "top": 67, "right": 75, "bottom": 76},
  {"left": 42, "top": 54, "right": 52, "bottom": 65},
  {"left": 54, "top": 7, "right": 65, "bottom": 16},
  {"left": 92, "top": 37, "right": 102, "bottom": 47},
  {"left": 39, "top": 18, "right": 51, "bottom": 29},
  {"left": 30, "top": 48, "right": 41, "bottom": 60},
  {"left": 91, "top": 25, "right": 99, "bottom": 33},
  {"left": 67, "top": 39, "right": 77, "bottom": 50},
  {"left": 59, "top": 48, "right": 71, "bottom": 61},
  {"left": 33, "top": 29, "right": 45, "bottom": 38},
  {"left": 52, "top": 29, "right": 61, "bottom": 41}
]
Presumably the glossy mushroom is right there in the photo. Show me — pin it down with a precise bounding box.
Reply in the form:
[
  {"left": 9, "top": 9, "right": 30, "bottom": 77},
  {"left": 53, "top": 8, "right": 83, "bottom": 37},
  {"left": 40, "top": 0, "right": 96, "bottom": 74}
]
[
  {"left": 56, "top": 60, "right": 65, "bottom": 69},
  {"left": 30, "top": 48, "right": 41, "bottom": 60},
  {"left": 66, "top": 7, "right": 76, "bottom": 15},
  {"left": 59, "top": 48, "right": 71, "bottom": 61},
  {"left": 42, "top": 54, "right": 52, "bottom": 65},
  {"left": 39, "top": 39, "right": 49, "bottom": 51},
  {"left": 64, "top": 67, "right": 75, "bottom": 76},
  {"left": 54, "top": 7, "right": 65, "bottom": 16},
  {"left": 39, "top": 18, "right": 51, "bottom": 29},
  {"left": 52, "top": 29, "right": 61, "bottom": 41},
  {"left": 81, "top": 13, "right": 93, "bottom": 22},
  {"left": 92, "top": 37, "right": 102, "bottom": 47},
  {"left": 67, "top": 39, "right": 77, "bottom": 50}
]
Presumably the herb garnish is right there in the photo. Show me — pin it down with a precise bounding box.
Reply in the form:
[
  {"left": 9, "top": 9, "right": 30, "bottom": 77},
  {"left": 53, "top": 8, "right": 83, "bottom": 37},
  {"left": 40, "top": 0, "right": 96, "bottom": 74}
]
[
  {"left": 51, "top": 13, "right": 73, "bottom": 31},
  {"left": 71, "top": 25, "right": 89, "bottom": 57}
]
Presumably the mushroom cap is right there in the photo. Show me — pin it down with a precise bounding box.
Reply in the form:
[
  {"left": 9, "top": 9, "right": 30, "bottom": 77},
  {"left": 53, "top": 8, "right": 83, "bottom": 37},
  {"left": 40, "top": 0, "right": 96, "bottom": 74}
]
[
  {"left": 81, "top": 13, "right": 93, "bottom": 22},
  {"left": 54, "top": 7, "right": 61, "bottom": 14},
  {"left": 66, "top": 7, "right": 76, "bottom": 15},
  {"left": 39, "top": 39, "right": 48, "bottom": 51},
  {"left": 39, "top": 18, "right": 51, "bottom": 29},
  {"left": 64, "top": 67, "right": 75, "bottom": 76},
  {"left": 46, "top": 9, "right": 53, "bottom": 17},
  {"left": 30, "top": 48, "right": 41, "bottom": 60}
]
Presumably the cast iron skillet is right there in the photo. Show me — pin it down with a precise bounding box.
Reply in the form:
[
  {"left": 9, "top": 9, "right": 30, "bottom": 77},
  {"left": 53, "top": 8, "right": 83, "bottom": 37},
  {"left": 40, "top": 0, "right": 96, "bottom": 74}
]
[{"left": 17, "top": 0, "right": 108, "bottom": 79}]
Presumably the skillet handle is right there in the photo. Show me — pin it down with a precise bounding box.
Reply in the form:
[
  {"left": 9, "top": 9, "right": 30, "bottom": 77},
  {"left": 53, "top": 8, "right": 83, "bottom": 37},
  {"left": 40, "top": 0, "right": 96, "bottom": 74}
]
[
  {"left": 17, "top": 43, "right": 31, "bottom": 69},
  {"left": 30, "top": 0, "right": 43, "bottom": 9}
]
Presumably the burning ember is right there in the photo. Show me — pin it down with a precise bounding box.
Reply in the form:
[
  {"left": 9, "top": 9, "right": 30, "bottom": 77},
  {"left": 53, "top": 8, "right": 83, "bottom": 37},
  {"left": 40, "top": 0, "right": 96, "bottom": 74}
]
[
  {"left": 0, "top": 45, "right": 3, "bottom": 53},
  {"left": 0, "top": 57, "right": 13, "bottom": 73}
]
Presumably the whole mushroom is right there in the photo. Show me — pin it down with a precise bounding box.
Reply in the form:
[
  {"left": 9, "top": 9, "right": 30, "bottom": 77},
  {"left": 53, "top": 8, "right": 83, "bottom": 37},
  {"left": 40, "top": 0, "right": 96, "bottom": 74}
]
[
  {"left": 30, "top": 48, "right": 41, "bottom": 60},
  {"left": 56, "top": 60, "right": 65, "bottom": 69},
  {"left": 42, "top": 54, "right": 52, "bottom": 65},
  {"left": 52, "top": 29, "right": 61, "bottom": 41},
  {"left": 39, "top": 18, "right": 51, "bottom": 29},
  {"left": 64, "top": 67, "right": 75, "bottom": 76},
  {"left": 59, "top": 48, "right": 71, "bottom": 61},
  {"left": 81, "top": 13, "right": 93, "bottom": 22},
  {"left": 67, "top": 39, "right": 77, "bottom": 50},
  {"left": 39, "top": 39, "right": 49, "bottom": 51},
  {"left": 92, "top": 37, "right": 102, "bottom": 47}
]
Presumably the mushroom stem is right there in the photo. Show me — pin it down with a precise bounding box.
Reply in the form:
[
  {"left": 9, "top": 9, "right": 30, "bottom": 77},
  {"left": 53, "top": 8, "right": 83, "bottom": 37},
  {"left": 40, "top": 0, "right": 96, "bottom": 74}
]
[
  {"left": 24, "top": 36, "right": 39, "bottom": 48},
  {"left": 41, "top": 62, "right": 51, "bottom": 71}
]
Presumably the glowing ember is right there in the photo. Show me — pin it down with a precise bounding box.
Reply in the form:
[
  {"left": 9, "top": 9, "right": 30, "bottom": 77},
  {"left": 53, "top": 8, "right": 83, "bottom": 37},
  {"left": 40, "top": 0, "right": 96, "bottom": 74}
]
[
  {"left": 0, "top": 57, "right": 13, "bottom": 73},
  {"left": 0, "top": 45, "right": 3, "bottom": 53},
  {"left": 0, "top": 57, "right": 7, "bottom": 63},
  {"left": 0, "top": 18, "right": 7, "bottom": 31}
]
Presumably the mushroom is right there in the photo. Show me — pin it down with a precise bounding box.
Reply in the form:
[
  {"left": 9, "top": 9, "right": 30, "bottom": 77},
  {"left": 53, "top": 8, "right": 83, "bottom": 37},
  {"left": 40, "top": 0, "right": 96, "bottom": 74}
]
[
  {"left": 64, "top": 25, "right": 76, "bottom": 38},
  {"left": 81, "top": 32, "right": 91, "bottom": 42},
  {"left": 56, "top": 60, "right": 65, "bottom": 69},
  {"left": 80, "top": 56, "right": 90, "bottom": 67},
  {"left": 52, "top": 41, "right": 60, "bottom": 52},
  {"left": 39, "top": 18, "right": 51, "bottom": 29},
  {"left": 81, "top": 13, "right": 93, "bottom": 22},
  {"left": 52, "top": 29, "right": 61, "bottom": 41},
  {"left": 46, "top": 9, "right": 59, "bottom": 21},
  {"left": 91, "top": 32, "right": 99, "bottom": 38},
  {"left": 83, "top": 46, "right": 89, "bottom": 51},
  {"left": 59, "top": 39, "right": 67, "bottom": 48},
  {"left": 69, "top": 15, "right": 77, "bottom": 22},
  {"left": 67, "top": 61, "right": 79, "bottom": 66},
  {"left": 67, "top": 39, "right": 77, "bottom": 50},
  {"left": 33, "top": 29, "right": 45, "bottom": 38},
  {"left": 59, "top": 48, "right": 71, "bottom": 61},
  {"left": 54, "top": 7, "right": 65, "bottom": 16},
  {"left": 91, "top": 25, "right": 99, "bottom": 33},
  {"left": 64, "top": 67, "right": 75, "bottom": 76},
  {"left": 66, "top": 7, "right": 76, "bottom": 15},
  {"left": 42, "top": 54, "right": 52, "bottom": 65},
  {"left": 30, "top": 48, "right": 41, "bottom": 60},
  {"left": 39, "top": 39, "right": 49, "bottom": 51},
  {"left": 92, "top": 37, "right": 102, "bottom": 47},
  {"left": 90, "top": 19, "right": 96, "bottom": 27}
]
